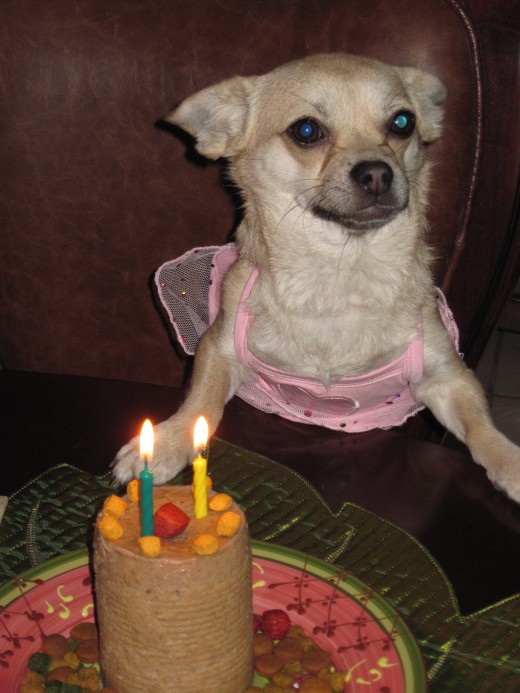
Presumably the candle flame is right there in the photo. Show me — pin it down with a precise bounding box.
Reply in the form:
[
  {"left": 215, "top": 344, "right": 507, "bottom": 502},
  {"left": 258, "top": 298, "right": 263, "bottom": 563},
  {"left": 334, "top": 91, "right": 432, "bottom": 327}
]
[
  {"left": 193, "top": 416, "right": 209, "bottom": 449},
  {"left": 140, "top": 419, "right": 154, "bottom": 461}
]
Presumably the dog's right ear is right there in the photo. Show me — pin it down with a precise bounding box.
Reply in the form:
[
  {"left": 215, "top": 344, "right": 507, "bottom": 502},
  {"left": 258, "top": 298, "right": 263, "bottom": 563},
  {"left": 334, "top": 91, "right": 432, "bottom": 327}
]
[{"left": 164, "top": 77, "right": 254, "bottom": 160}]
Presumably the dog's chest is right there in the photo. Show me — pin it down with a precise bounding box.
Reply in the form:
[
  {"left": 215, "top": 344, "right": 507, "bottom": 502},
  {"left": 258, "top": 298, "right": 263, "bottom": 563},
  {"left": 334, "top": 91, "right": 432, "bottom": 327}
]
[{"left": 247, "top": 297, "right": 416, "bottom": 379}]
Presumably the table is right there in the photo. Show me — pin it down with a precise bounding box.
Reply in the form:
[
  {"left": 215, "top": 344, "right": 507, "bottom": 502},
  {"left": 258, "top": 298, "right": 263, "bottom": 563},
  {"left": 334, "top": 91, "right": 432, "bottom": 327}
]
[{"left": 1, "top": 370, "right": 520, "bottom": 690}]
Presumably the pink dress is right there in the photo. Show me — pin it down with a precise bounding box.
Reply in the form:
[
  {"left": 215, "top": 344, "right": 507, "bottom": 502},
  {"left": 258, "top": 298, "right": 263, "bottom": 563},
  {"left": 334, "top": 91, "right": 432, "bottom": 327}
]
[{"left": 155, "top": 244, "right": 459, "bottom": 433}]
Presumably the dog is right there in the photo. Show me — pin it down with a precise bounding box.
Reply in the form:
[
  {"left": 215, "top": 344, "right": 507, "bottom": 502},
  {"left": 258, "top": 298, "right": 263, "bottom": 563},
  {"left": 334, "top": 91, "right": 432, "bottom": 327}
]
[{"left": 112, "top": 53, "right": 520, "bottom": 502}]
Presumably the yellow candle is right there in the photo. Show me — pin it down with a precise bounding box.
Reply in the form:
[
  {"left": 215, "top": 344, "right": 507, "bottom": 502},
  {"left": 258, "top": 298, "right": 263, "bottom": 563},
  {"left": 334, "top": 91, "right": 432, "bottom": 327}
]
[{"left": 193, "top": 416, "right": 209, "bottom": 519}]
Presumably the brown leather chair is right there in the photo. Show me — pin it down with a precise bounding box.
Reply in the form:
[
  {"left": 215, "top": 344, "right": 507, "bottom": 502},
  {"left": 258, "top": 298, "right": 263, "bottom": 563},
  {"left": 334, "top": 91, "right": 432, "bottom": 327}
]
[{"left": 1, "top": 0, "right": 518, "bottom": 389}]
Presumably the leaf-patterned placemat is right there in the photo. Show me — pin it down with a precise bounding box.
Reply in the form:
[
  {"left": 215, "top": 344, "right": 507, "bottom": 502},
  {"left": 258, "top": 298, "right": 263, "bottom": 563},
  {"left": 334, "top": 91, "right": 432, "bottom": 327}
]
[{"left": 0, "top": 438, "right": 519, "bottom": 690}]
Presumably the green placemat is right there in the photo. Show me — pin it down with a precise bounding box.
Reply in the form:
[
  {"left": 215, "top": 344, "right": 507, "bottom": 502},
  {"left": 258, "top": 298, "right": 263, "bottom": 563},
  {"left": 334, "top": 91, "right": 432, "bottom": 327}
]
[{"left": 1, "top": 438, "right": 519, "bottom": 690}]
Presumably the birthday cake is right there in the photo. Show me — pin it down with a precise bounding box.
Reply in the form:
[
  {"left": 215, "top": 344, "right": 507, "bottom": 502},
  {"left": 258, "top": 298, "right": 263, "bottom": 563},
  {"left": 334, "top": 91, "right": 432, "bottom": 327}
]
[{"left": 93, "top": 485, "right": 253, "bottom": 693}]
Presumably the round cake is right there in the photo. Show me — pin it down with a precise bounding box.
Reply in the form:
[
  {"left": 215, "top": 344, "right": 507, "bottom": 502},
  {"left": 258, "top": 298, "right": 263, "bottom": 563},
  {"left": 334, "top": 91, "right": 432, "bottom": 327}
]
[{"left": 93, "top": 485, "right": 253, "bottom": 693}]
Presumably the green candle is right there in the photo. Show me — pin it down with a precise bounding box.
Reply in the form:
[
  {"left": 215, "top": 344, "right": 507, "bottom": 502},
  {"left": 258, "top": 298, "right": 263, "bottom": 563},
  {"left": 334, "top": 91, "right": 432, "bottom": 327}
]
[{"left": 139, "top": 419, "right": 154, "bottom": 537}]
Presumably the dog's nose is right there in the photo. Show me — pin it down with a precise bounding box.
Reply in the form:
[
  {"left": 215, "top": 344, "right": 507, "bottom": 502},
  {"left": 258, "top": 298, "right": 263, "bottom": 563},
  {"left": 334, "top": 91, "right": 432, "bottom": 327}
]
[{"left": 350, "top": 161, "right": 393, "bottom": 196}]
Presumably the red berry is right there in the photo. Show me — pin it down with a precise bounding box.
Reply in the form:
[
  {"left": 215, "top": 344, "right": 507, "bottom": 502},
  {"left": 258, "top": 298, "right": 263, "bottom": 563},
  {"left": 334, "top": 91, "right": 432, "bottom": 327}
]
[
  {"left": 260, "top": 609, "right": 292, "bottom": 639},
  {"left": 153, "top": 503, "right": 190, "bottom": 538},
  {"left": 253, "top": 614, "right": 262, "bottom": 632}
]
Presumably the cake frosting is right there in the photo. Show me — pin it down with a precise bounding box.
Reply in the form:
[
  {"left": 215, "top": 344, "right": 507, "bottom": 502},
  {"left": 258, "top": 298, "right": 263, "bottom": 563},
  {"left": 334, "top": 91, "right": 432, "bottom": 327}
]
[{"left": 93, "top": 485, "right": 253, "bottom": 693}]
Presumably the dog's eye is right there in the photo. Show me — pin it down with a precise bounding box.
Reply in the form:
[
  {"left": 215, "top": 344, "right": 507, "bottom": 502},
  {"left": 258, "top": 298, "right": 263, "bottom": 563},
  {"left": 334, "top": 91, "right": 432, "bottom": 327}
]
[
  {"left": 288, "top": 118, "right": 324, "bottom": 145},
  {"left": 390, "top": 110, "right": 416, "bottom": 137}
]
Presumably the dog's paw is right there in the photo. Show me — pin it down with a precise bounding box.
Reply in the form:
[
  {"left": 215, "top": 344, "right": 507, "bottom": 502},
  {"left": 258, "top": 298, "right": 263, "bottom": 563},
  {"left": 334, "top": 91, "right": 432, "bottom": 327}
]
[
  {"left": 481, "top": 435, "right": 520, "bottom": 504},
  {"left": 111, "top": 418, "right": 194, "bottom": 487}
]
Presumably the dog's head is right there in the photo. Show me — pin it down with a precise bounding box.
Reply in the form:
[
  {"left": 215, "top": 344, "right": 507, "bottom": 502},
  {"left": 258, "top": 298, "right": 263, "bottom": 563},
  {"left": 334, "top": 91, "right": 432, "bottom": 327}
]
[{"left": 166, "top": 53, "right": 446, "bottom": 237}]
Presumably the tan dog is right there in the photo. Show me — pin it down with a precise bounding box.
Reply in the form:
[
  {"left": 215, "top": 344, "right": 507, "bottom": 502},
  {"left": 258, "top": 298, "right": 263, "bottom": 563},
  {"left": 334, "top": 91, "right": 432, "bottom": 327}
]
[{"left": 113, "top": 53, "right": 520, "bottom": 502}]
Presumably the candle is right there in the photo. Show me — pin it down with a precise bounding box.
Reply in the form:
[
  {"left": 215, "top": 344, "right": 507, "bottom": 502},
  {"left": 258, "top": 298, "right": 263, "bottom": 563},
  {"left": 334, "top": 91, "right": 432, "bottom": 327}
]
[
  {"left": 192, "top": 416, "right": 209, "bottom": 519},
  {"left": 139, "top": 419, "right": 154, "bottom": 536}
]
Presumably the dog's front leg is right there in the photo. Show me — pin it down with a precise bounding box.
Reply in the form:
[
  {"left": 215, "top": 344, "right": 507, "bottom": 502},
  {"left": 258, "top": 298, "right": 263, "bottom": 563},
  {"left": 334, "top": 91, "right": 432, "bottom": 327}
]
[
  {"left": 111, "top": 326, "right": 234, "bottom": 485},
  {"left": 415, "top": 357, "right": 520, "bottom": 502}
]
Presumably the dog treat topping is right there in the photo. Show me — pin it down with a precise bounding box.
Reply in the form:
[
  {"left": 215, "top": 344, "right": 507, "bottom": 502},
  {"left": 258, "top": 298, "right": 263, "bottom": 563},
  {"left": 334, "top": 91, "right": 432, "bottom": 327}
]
[
  {"left": 193, "top": 533, "right": 219, "bottom": 555},
  {"left": 98, "top": 515, "right": 123, "bottom": 541},
  {"left": 126, "top": 478, "right": 140, "bottom": 502},
  {"left": 216, "top": 510, "right": 242, "bottom": 536},
  {"left": 153, "top": 502, "right": 190, "bottom": 538},
  {"left": 209, "top": 492, "right": 233, "bottom": 512},
  {"left": 102, "top": 494, "right": 127, "bottom": 519},
  {"left": 138, "top": 535, "right": 162, "bottom": 558}
]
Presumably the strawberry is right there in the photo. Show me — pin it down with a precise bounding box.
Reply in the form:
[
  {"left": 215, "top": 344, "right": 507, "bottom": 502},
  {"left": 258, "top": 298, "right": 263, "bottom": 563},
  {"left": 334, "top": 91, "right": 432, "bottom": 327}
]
[
  {"left": 253, "top": 614, "right": 262, "bottom": 633},
  {"left": 153, "top": 503, "right": 190, "bottom": 538},
  {"left": 260, "top": 609, "right": 292, "bottom": 640}
]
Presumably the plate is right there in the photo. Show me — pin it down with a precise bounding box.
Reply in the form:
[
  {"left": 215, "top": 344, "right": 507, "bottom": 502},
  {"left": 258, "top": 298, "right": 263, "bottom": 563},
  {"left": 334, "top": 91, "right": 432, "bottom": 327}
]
[{"left": 0, "top": 542, "right": 427, "bottom": 691}]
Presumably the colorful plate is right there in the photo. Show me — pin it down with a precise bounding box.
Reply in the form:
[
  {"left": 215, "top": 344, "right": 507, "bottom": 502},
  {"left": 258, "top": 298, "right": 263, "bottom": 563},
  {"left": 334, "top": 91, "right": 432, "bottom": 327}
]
[{"left": 0, "top": 542, "right": 427, "bottom": 691}]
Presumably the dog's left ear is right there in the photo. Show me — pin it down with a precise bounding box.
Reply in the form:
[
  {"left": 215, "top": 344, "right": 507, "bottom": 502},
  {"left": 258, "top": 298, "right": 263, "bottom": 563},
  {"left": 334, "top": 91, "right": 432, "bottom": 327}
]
[
  {"left": 396, "top": 67, "right": 448, "bottom": 144},
  {"left": 164, "top": 77, "right": 255, "bottom": 159}
]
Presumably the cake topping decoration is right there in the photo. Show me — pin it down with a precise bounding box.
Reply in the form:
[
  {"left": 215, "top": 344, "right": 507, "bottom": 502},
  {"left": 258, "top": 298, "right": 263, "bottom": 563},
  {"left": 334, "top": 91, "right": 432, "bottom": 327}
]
[
  {"left": 153, "top": 502, "right": 190, "bottom": 538},
  {"left": 192, "top": 533, "right": 219, "bottom": 555},
  {"left": 126, "top": 478, "right": 140, "bottom": 503},
  {"left": 216, "top": 510, "right": 242, "bottom": 537},
  {"left": 209, "top": 492, "right": 233, "bottom": 512},
  {"left": 103, "top": 494, "right": 128, "bottom": 519},
  {"left": 138, "top": 535, "right": 162, "bottom": 558},
  {"left": 98, "top": 515, "right": 124, "bottom": 541}
]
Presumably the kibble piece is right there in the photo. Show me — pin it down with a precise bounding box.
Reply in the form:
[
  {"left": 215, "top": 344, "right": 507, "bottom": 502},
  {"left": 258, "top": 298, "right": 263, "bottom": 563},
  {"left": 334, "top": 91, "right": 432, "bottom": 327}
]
[
  {"left": 254, "top": 652, "right": 284, "bottom": 678},
  {"left": 42, "top": 684, "right": 60, "bottom": 693},
  {"left": 21, "top": 683, "right": 45, "bottom": 693},
  {"left": 78, "top": 667, "right": 102, "bottom": 691},
  {"left": 22, "top": 672, "right": 45, "bottom": 685},
  {"left": 302, "top": 647, "right": 332, "bottom": 673},
  {"left": 264, "top": 683, "right": 288, "bottom": 693},
  {"left": 60, "top": 684, "right": 82, "bottom": 693},
  {"left": 253, "top": 632, "right": 274, "bottom": 656},
  {"left": 299, "top": 677, "right": 333, "bottom": 693},
  {"left": 272, "top": 669, "right": 295, "bottom": 687},
  {"left": 41, "top": 633, "right": 69, "bottom": 660},
  {"left": 76, "top": 637, "right": 99, "bottom": 663},
  {"left": 27, "top": 652, "right": 52, "bottom": 676},
  {"left": 299, "top": 635, "right": 316, "bottom": 652},
  {"left": 274, "top": 636, "right": 304, "bottom": 662},
  {"left": 69, "top": 621, "right": 97, "bottom": 641},
  {"left": 47, "top": 666, "right": 75, "bottom": 682},
  {"left": 283, "top": 659, "right": 304, "bottom": 675},
  {"left": 329, "top": 670, "right": 347, "bottom": 692},
  {"left": 288, "top": 624, "right": 305, "bottom": 638},
  {"left": 61, "top": 651, "right": 81, "bottom": 670}
]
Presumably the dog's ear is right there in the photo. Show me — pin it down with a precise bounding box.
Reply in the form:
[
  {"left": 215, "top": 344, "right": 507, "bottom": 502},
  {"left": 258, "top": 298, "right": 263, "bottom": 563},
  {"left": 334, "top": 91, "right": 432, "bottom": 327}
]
[
  {"left": 396, "top": 67, "right": 448, "bottom": 144},
  {"left": 164, "top": 77, "right": 254, "bottom": 159}
]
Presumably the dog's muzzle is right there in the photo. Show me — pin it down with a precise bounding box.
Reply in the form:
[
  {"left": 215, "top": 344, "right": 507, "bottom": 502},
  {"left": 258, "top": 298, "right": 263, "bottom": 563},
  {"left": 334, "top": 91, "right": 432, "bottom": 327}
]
[{"left": 312, "top": 158, "right": 409, "bottom": 231}]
